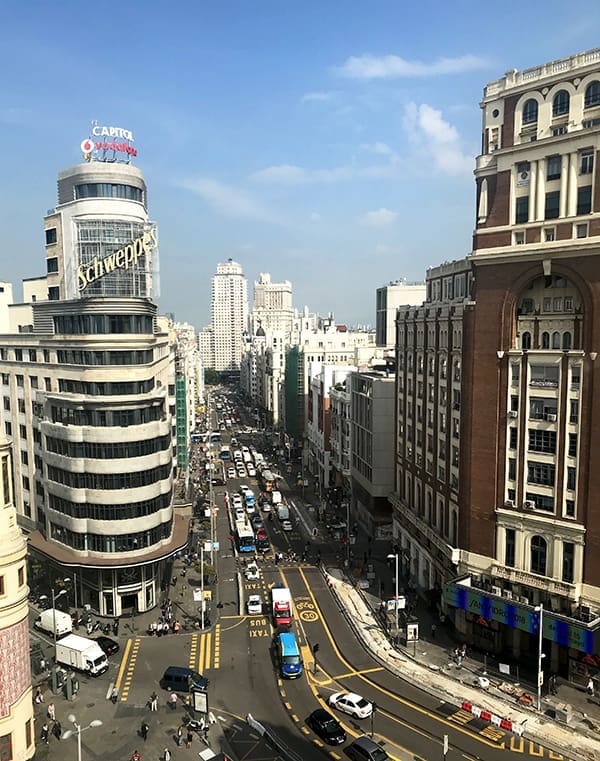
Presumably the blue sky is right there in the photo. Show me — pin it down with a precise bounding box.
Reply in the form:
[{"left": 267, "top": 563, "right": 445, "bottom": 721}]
[{"left": 1, "top": 1, "right": 599, "bottom": 328}]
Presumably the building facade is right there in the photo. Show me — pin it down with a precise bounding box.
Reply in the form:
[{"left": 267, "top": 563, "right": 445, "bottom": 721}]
[
  {"left": 0, "top": 149, "right": 187, "bottom": 616},
  {"left": 0, "top": 436, "right": 35, "bottom": 760},
  {"left": 376, "top": 280, "right": 426, "bottom": 348}
]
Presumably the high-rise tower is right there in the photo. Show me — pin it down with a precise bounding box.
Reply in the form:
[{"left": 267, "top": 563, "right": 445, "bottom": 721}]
[{"left": 210, "top": 259, "right": 248, "bottom": 372}]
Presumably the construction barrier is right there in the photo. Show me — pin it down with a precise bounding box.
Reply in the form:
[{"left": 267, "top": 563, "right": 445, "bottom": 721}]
[{"left": 461, "top": 701, "right": 525, "bottom": 736}]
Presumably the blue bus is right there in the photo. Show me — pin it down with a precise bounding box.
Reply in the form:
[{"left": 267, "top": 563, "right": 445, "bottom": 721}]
[
  {"left": 235, "top": 520, "right": 255, "bottom": 553},
  {"left": 278, "top": 632, "right": 303, "bottom": 679}
]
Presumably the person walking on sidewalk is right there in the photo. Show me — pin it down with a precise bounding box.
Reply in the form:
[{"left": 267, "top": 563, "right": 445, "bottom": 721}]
[
  {"left": 587, "top": 676, "right": 595, "bottom": 696},
  {"left": 169, "top": 691, "right": 178, "bottom": 710},
  {"left": 140, "top": 721, "right": 149, "bottom": 742},
  {"left": 52, "top": 721, "right": 62, "bottom": 740},
  {"left": 162, "top": 748, "right": 171, "bottom": 761},
  {"left": 130, "top": 750, "right": 142, "bottom": 761},
  {"left": 150, "top": 691, "right": 158, "bottom": 711},
  {"left": 47, "top": 702, "right": 55, "bottom": 721},
  {"left": 40, "top": 723, "right": 49, "bottom": 744},
  {"left": 186, "top": 728, "right": 193, "bottom": 748}
]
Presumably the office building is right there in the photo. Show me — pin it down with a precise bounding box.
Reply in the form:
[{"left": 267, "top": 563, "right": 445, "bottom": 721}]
[{"left": 375, "top": 280, "right": 426, "bottom": 348}]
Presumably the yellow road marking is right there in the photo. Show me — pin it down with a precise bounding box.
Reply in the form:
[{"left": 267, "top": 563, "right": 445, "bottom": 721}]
[
  {"left": 114, "top": 638, "right": 132, "bottom": 691},
  {"left": 529, "top": 742, "right": 544, "bottom": 756},
  {"left": 204, "top": 631, "right": 212, "bottom": 670},
  {"left": 449, "top": 710, "right": 473, "bottom": 725},
  {"left": 199, "top": 631, "right": 206, "bottom": 670},
  {"left": 509, "top": 736, "right": 525, "bottom": 752},
  {"left": 119, "top": 638, "right": 140, "bottom": 702},
  {"left": 548, "top": 752, "right": 563, "bottom": 760},
  {"left": 213, "top": 624, "right": 221, "bottom": 668},
  {"left": 331, "top": 667, "right": 384, "bottom": 679}
]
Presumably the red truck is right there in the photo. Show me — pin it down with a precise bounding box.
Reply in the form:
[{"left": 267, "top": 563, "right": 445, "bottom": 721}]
[{"left": 271, "top": 585, "right": 293, "bottom": 627}]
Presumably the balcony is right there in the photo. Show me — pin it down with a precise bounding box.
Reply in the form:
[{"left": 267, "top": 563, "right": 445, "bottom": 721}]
[
  {"left": 491, "top": 563, "right": 577, "bottom": 599},
  {"left": 389, "top": 492, "right": 460, "bottom": 565}
]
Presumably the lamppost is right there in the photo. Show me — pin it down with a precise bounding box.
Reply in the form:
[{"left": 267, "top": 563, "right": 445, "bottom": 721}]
[
  {"left": 387, "top": 553, "right": 400, "bottom": 634},
  {"left": 63, "top": 714, "right": 103, "bottom": 761},
  {"left": 535, "top": 603, "right": 545, "bottom": 711},
  {"left": 51, "top": 584, "right": 69, "bottom": 664}
]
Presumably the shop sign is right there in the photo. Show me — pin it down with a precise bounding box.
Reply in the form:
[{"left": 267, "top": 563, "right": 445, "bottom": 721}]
[
  {"left": 444, "top": 583, "right": 595, "bottom": 653},
  {"left": 77, "top": 227, "right": 157, "bottom": 292}
]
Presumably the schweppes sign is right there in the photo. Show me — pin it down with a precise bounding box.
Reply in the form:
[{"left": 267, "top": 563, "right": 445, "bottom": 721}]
[{"left": 77, "top": 228, "right": 157, "bottom": 292}]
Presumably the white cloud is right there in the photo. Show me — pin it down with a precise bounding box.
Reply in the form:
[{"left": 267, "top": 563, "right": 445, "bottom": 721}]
[
  {"left": 177, "top": 177, "right": 273, "bottom": 221},
  {"left": 403, "top": 102, "right": 473, "bottom": 175},
  {"left": 301, "top": 91, "right": 333, "bottom": 102},
  {"left": 337, "top": 53, "right": 487, "bottom": 80},
  {"left": 359, "top": 208, "right": 398, "bottom": 227}
]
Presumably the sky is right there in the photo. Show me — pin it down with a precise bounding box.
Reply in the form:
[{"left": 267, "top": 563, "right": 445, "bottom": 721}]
[{"left": 1, "top": 1, "right": 600, "bottom": 329}]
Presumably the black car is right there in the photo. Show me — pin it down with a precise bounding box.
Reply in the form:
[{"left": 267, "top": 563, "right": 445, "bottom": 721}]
[
  {"left": 95, "top": 636, "right": 120, "bottom": 656},
  {"left": 306, "top": 708, "right": 346, "bottom": 745}
]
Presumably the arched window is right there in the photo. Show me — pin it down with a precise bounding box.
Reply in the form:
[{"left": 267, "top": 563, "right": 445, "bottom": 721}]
[
  {"left": 585, "top": 81, "right": 600, "bottom": 108},
  {"left": 523, "top": 99, "right": 539, "bottom": 124},
  {"left": 563, "top": 332, "right": 572, "bottom": 350},
  {"left": 522, "top": 332, "right": 532, "bottom": 350},
  {"left": 541, "top": 332, "right": 550, "bottom": 349},
  {"left": 531, "top": 535, "right": 547, "bottom": 575},
  {"left": 552, "top": 331, "right": 561, "bottom": 349},
  {"left": 553, "top": 90, "right": 570, "bottom": 116}
]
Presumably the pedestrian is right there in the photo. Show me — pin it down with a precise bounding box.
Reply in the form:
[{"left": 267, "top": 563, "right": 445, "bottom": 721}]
[
  {"left": 587, "top": 677, "right": 595, "bottom": 696},
  {"left": 41, "top": 723, "right": 49, "bottom": 744},
  {"left": 431, "top": 623, "right": 437, "bottom": 639},
  {"left": 150, "top": 691, "right": 158, "bottom": 711},
  {"left": 176, "top": 726, "right": 183, "bottom": 746},
  {"left": 130, "top": 750, "right": 142, "bottom": 761},
  {"left": 169, "top": 691, "right": 178, "bottom": 710},
  {"left": 34, "top": 686, "right": 44, "bottom": 704},
  {"left": 186, "top": 728, "right": 193, "bottom": 748},
  {"left": 39, "top": 657, "right": 47, "bottom": 673},
  {"left": 52, "top": 720, "right": 62, "bottom": 740},
  {"left": 140, "top": 721, "right": 149, "bottom": 741},
  {"left": 47, "top": 702, "right": 55, "bottom": 721},
  {"left": 111, "top": 686, "right": 119, "bottom": 704},
  {"left": 163, "top": 748, "right": 172, "bottom": 761}
]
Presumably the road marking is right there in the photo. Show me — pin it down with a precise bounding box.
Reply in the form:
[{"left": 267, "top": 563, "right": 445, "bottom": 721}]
[
  {"left": 213, "top": 624, "right": 220, "bottom": 669},
  {"left": 118, "top": 637, "right": 140, "bottom": 702},
  {"left": 300, "top": 610, "right": 319, "bottom": 622},
  {"left": 529, "top": 742, "right": 544, "bottom": 756},
  {"left": 509, "top": 736, "right": 525, "bottom": 752},
  {"left": 449, "top": 710, "right": 474, "bottom": 726},
  {"left": 204, "top": 631, "right": 212, "bottom": 670},
  {"left": 331, "top": 667, "right": 384, "bottom": 679},
  {"left": 114, "top": 638, "right": 132, "bottom": 692},
  {"left": 548, "top": 752, "right": 564, "bottom": 760}
]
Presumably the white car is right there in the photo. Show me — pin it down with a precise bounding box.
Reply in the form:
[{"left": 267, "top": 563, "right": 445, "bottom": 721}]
[
  {"left": 239, "top": 485, "right": 249, "bottom": 494},
  {"left": 328, "top": 692, "right": 373, "bottom": 719},
  {"left": 232, "top": 494, "right": 243, "bottom": 507},
  {"left": 246, "top": 594, "right": 263, "bottom": 615},
  {"left": 247, "top": 466, "right": 256, "bottom": 477},
  {"left": 281, "top": 519, "right": 293, "bottom": 532},
  {"left": 234, "top": 507, "right": 246, "bottom": 521},
  {"left": 245, "top": 562, "right": 260, "bottom": 580},
  {"left": 227, "top": 467, "right": 236, "bottom": 478}
]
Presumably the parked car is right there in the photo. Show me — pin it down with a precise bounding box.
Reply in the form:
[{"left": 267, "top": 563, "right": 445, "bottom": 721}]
[
  {"left": 328, "top": 692, "right": 373, "bottom": 719},
  {"left": 94, "top": 636, "right": 120, "bottom": 656},
  {"left": 306, "top": 708, "right": 346, "bottom": 745},
  {"left": 345, "top": 736, "right": 390, "bottom": 761}
]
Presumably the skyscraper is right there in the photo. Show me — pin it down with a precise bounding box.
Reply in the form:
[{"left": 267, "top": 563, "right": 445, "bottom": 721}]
[
  {"left": 209, "top": 259, "right": 248, "bottom": 372},
  {"left": 251, "top": 273, "right": 293, "bottom": 337}
]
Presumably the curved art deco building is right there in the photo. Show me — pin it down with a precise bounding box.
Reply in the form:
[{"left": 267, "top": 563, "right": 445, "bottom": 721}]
[{"left": 1, "top": 156, "right": 187, "bottom": 615}]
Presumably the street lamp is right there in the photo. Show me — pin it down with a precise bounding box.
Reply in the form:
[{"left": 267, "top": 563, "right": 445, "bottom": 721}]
[
  {"left": 51, "top": 584, "right": 69, "bottom": 665},
  {"left": 387, "top": 553, "right": 399, "bottom": 634},
  {"left": 63, "top": 714, "right": 103, "bottom": 761},
  {"left": 535, "top": 603, "right": 545, "bottom": 711}
]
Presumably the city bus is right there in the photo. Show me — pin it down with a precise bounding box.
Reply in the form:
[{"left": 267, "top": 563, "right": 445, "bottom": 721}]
[
  {"left": 220, "top": 445, "right": 231, "bottom": 461},
  {"left": 235, "top": 520, "right": 255, "bottom": 553}
]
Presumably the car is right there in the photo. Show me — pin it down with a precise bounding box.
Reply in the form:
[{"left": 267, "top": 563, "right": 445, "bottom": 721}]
[
  {"left": 227, "top": 467, "right": 236, "bottom": 478},
  {"left": 251, "top": 516, "right": 265, "bottom": 530},
  {"left": 232, "top": 494, "right": 243, "bottom": 507},
  {"left": 95, "top": 635, "right": 120, "bottom": 656},
  {"left": 239, "top": 485, "right": 249, "bottom": 494},
  {"left": 245, "top": 562, "right": 260, "bottom": 580},
  {"left": 234, "top": 507, "right": 246, "bottom": 521},
  {"left": 281, "top": 519, "right": 293, "bottom": 532},
  {"left": 328, "top": 692, "right": 373, "bottom": 719},
  {"left": 345, "top": 736, "right": 390, "bottom": 761},
  {"left": 246, "top": 594, "right": 263, "bottom": 615},
  {"left": 247, "top": 466, "right": 256, "bottom": 477},
  {"left": 306, "top": 708, "right": 346, "bottom": 745},
  {"left": 211, "top": 478, "right": 225, "bottom": 486}
]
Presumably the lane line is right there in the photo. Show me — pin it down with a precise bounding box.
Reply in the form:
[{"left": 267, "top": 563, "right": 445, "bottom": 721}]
[{"left": 114, "top": 638, "right": 132, "bottom": 692}]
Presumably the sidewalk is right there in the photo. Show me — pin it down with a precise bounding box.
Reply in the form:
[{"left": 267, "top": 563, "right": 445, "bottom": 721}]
[{"left": 280, "top": 470, "right": 600, "bottom": 761}]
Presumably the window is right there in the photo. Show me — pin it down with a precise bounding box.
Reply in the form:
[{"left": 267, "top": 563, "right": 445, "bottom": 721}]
[
  {"left": 15, "top": 349, "right": 22, "bottom": 361},
  {"left": 18, "top": 566, "right": 24, "bottom": 587},
  {"left": 562, "top": 542, "right": 575, "bottom": 584},
  {"left": 544, "top": 227, "right": 555, "bottom": 242},
  {"left": 530, "top": 535, "right": 547, "bottom": 576},
  {"left": 547, "top": 155, "right": 562, "bottom": 180},
  {"left": 527, "top": 461, "right": 555, "bottom": 486},
  {"left": 514, "top": 231, "right": 525, "bottom": 245},
  {"left": 565, "top": 296, "right": 574, "bottom": 312},
  {"left": 577, "top": 186, "right": 592, "bottom": 215},
  {"left": 552, "top": 126, "right": 568, "bottom": 136},
  {"left": 552, "top": 90, "right": 570, "bottom": 117},
  {"left": 48, "top": 286, "right": 60, "bottom": 300},
  {"left": 505, "top": 528, "right": 516, "bottom": 567},
  {"left": 46, "top": 257, "right": 59, "bottom": 274},
  {"left": 565, "top": 500, "right": 575, "bottom": 517},
  {"left": 567, "top": 466, "right": 577, "bottom": 490},
  {"left": 545, "top": 191, "right": 560, "bottom": 219},
  {"left": 576, "top": 223, "right": 588, "bottom": 238},
  {"left": 568, "top": 433, "right": 578, "bottom": 457},
  {"left": 571, "top": 366, "right": 581, "bottom": 385},
  {"left": 563, "top": 332, "right": 572, "bottom": 350},
  {"left": 515, "top": 196, "right": 529, "bottom": 224},
  {"left": 580, "top": 150, "right": 594, "bottom": 174},
  {"left": 28, "top": 349, "right": 37, "bottom": 362},
  {"left": 509, "top": 427, "right": 518, "bottom": 449},
  {"left": 521, "top": 331, "right": 532, "bottom": 350},
  {"left": 508, "top": 458, "right": 516, "bottom": 480},
  {"left": 0, "top": 733, "right": 11, "bottom": 761},
  {"left": 25, "top": 718, "right": 32, "bottom": 748},
  {"left": 570, "top": 399, "right": 579, "bottom": 423},
  {"left": 529, "top": 430, "right": 556, "bottom": 454},
  {"left": 16, "top": 375, "right": 24, "bottom": 387},
  {"left": 541, "top": 332, "right": 550, "bottom": 349},
  {"left": 45, "top": 228, "right": 57, "bottom": 245},
  {"left": 523, "top": 99, "right": 538, "bottom": 124},
  {"left": 584, "top": 81, "right": 600, "bottom": 108},
  {"left": 0, "top": 577, "right": 4, "bottom": 596}
]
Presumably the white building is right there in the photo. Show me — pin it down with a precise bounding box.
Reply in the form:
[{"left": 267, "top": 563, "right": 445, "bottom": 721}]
[
  {"left": 376, "top": 279, "right": 426, "bottom": 348},
  {"left": 204, "top": 259, "right": 248, "bottom": 372},
  {"left": 0, "top": 146, "right": 187, "bottom": 616},
  {"left": 250, "top": 273, "right": 293, "bottom": 336}
]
